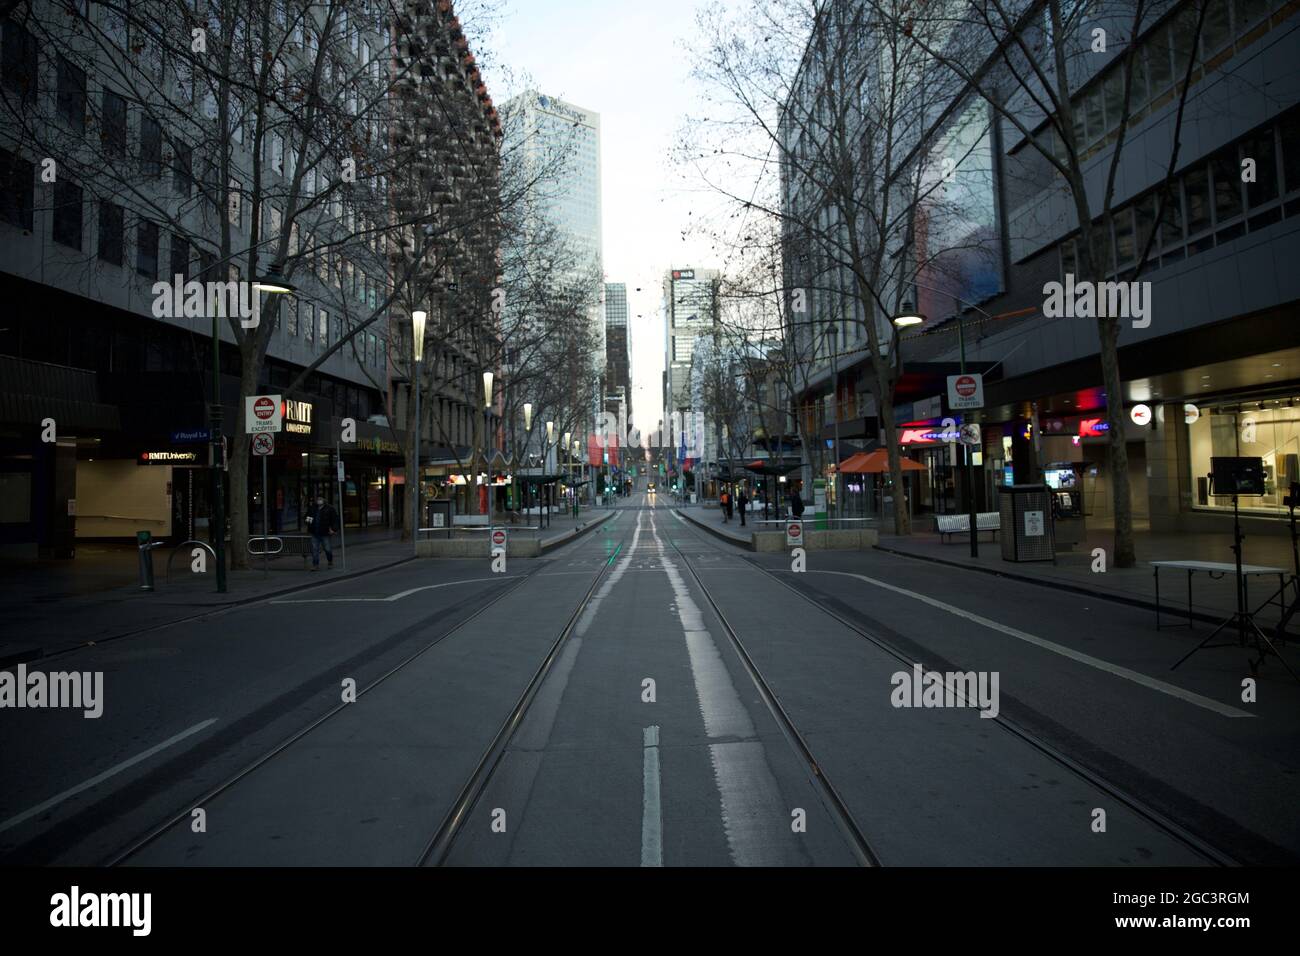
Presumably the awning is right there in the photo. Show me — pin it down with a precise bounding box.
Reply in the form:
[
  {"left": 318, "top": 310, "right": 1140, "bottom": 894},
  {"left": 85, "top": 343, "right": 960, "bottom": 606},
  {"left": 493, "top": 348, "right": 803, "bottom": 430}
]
[
  {"left": 744, "top": 458, "right": 803, "bottom": 476},
  {"left": 839, "top": 449, "right": 926, "bottom": 473}
]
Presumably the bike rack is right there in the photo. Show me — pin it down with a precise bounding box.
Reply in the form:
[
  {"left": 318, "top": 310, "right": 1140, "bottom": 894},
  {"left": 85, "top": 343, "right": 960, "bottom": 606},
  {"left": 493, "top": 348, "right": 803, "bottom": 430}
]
[{"left": 247, "top": 536, "right": 285, "bottom": 556}]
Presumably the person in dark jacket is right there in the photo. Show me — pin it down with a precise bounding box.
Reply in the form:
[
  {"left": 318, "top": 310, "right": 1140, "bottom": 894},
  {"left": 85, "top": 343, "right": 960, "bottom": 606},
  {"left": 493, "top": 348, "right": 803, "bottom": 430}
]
[
  {"left": 306, "top": 495, "right": 339, "bottom": 570},
  {"left": 737, "top": 487, "right": 749, "bottom": 527},
  {"left": 789, "top": 488, "right": 805, "bottom": 519}
]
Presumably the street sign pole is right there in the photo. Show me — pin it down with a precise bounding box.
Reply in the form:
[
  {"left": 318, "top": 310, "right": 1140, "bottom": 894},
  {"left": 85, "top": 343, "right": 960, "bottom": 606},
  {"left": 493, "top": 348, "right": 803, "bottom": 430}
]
[
  {"left": 262, "top": 452, "right": 269, "bottom": 577},
  {"left": 958, "top": 313, "right": 978, "bottom": 559},
  {"left": 337, "top": 443, "right": 347, "bottom": 573}
]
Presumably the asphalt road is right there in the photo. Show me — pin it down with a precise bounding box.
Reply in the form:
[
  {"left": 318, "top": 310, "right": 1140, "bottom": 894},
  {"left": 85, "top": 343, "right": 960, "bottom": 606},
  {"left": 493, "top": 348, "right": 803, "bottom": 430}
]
[{"left": 2, "top": 491, "right": 1296, "bottom": 866}]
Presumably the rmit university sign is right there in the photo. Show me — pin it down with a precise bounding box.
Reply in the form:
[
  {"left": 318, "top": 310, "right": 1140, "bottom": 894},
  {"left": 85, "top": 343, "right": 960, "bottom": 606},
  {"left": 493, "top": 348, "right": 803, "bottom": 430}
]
[{"left": 283, "top": 399, "right": 314, "bottom": 435}]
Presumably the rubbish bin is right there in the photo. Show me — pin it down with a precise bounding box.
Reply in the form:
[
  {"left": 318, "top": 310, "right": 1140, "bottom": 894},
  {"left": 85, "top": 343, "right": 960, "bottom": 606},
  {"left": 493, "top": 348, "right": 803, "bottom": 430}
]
[{"left": 999, "top": 484, "right": 1053, "bottom": 562}]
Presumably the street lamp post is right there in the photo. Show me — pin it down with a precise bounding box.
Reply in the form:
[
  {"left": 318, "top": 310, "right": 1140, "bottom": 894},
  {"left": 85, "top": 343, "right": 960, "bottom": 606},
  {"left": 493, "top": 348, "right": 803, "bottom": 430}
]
[
  {"left": 893, "top": 298, "right": 979, "bottom": 558},
  {"left": 545, "top": 420, "right": 555, "bottom": 529},
  {"left": 412, "top": 310, "right": 427, "bottom": 556},
  {"left": 523, "top": 402, "right": 533, "bottom": 528},
  {"left": 826, "top": 323, "right": 842, "bottom": 527},
  {"left": 483, "top": 370, "right": 493, "bottom": 522}
]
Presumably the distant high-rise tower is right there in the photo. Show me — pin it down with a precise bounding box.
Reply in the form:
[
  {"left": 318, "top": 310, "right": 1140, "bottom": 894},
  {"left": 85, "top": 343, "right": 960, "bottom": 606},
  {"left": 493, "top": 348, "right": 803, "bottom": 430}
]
[
  {"left": 502, "top": 90, "right": 605, "bottom": 385},
  {"left": 663, "top": 267, "right": 720, "bottom": 416},
  {"left": 604, "top": 281, "right": 630, "bottom": 422}
]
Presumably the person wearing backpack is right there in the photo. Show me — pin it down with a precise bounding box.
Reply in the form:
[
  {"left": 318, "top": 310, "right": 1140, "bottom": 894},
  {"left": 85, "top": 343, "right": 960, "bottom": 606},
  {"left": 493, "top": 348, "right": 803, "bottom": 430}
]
[{"left": 719, "top": 488, "right": 731, "bottom": 522}]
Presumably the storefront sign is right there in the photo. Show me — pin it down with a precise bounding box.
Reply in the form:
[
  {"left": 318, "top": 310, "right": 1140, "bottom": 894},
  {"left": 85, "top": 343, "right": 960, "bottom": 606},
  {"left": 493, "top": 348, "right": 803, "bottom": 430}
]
[
  {"left": 170, "top": 428, "right": 211, "bottom": 444},
  {"left": 1079, "top": 418, "right": 1109, "bottom": 438},
  {"left": 1129, "top": 404, "right": 1152, "bottom": 426},
  {"left": 283, "top": 399, "right": 313, "bottom": 435},
  {"left": 1184, "top": 403, "right": 1200, "bottom": 424},
  {"left": 139, "top": 450, "right": 200, "bottom": 465},
  {"left": 900, "top": 426, "right": 963, "bottom": 445}
]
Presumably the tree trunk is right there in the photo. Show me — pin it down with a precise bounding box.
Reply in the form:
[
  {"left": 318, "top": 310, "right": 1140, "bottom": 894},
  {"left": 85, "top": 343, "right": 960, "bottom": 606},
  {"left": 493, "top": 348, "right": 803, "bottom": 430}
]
[
  {"left": 879, "top": 396, "right": 911, "bottom": 536},
  {"left": 1098, "top": 315, "right": 1136, "bottom": 567}
]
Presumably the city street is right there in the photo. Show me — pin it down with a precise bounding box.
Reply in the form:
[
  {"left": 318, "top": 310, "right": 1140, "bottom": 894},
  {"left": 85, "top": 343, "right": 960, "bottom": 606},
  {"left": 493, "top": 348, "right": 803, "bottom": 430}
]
[{"left": 3, "top": 492, "right": 1295, "bottom": 867}]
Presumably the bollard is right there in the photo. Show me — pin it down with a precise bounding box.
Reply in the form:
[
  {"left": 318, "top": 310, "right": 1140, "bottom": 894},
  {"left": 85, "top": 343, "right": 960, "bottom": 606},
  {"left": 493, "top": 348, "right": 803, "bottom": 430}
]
[{"left": 136, "top": 530, "right": 162, "bottom": 591}]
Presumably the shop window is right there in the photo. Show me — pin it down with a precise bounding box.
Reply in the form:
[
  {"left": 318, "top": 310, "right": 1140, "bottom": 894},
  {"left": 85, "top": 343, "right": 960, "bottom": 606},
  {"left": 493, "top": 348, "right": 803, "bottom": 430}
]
[
  {"left": 0, "top": 147, "right": 34, "bottom": 231},
  {"left": 1189, "top": 402, "right": 1300, "bottom": 515},
  {"left": 98, "top": 201, "right": 124, "bottom": 265},
  {"left": 52, "top": 179, "right": 83, "bottom": 249}
]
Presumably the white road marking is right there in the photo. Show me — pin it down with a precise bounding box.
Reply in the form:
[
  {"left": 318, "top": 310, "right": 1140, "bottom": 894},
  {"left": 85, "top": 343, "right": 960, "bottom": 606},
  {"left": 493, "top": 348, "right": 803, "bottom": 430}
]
[
  {"left": 272, "top": 577, "right": 509, "bottom": 603},
  {"left": 641, "top": 725, "right": 663, "bottom": 868},
  {"left": 0, "top": 718, "right": 218, "bottom": 835},
  {"left": 650, "top": 512, "right": 790, "bottom": 865},
  {"left": 814, "top": 570, "right": 1254, "bottom": 719}
]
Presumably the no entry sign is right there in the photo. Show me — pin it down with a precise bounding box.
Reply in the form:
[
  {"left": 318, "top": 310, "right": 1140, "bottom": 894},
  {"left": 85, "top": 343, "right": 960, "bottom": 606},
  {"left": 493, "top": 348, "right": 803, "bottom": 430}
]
[
  {"left": 246, "top": 394, "right": 283, "bottom": 434},
  {"left": 785, "top": 520, "right": 803, "bottom": 547},
  {"left": 251, "top": 433, "right": 275, "bottom": 456},
  {"left": 946, "top": 373, "right": 984, "bottom": 410},
  {"left": 490, "top": 528, "right": 507, "bottom": 553}
]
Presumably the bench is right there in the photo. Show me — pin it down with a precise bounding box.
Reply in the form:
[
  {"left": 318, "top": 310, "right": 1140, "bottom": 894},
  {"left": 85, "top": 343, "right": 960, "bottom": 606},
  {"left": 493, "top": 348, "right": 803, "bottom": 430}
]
[{"left": 934, "top": 512, "right": 1001, "bottom": 542}]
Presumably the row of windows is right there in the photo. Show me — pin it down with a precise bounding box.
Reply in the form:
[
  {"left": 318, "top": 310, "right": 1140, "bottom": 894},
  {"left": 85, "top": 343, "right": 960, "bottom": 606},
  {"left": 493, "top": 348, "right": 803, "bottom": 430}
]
[
  {"left": 1060, "top": 107, "right": 1300, "bottom": 278},
  {"left": 1036, "top": 0, "right": 1287, "bottom": 165}
]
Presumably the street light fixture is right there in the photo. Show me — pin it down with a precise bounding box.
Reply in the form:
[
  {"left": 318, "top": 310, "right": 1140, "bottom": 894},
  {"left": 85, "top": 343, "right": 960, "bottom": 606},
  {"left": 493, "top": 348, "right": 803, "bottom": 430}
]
[
  {"left": 252, "top": 264, "right": 296, "bottom": 295},
  {"left": 412, "top": 310, "right": 427, "bottom": 555},
  {"left": 891, "top": 301, "right": 925, "bottom": 328}
]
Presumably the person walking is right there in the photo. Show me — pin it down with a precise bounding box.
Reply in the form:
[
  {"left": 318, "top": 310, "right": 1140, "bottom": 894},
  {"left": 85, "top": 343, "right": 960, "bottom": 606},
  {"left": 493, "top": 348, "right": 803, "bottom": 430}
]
[
  {"left": 789, "top": 486, "right": 805, "bottom": 520},
  {"left": 306, "top": 494, "right": 339, "bottom": 571},
  {"left": 719, "top": 487, "right": 730, "bottom": 522},
  {"left": 737, "top": 486, "right": 749, "bottom": 527}
]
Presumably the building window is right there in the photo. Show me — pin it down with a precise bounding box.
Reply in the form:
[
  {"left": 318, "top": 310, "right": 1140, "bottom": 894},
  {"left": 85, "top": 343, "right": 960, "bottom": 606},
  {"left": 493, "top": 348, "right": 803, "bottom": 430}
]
[
  {"left": 52, "top": 180, "right": 83, "bottom": 249},
  {"left": 287, "top": 297, "right": 298, "bottom": 336},
  {"left": 319, "top": 309, "right": 329, "bottom": 346},
  {"left": 303, "top": 304, "right": 314, "bottom": 342},
  {"left": 136, "top": 219, "right": 159, "bottom": 279},
  {"left": 1, "top": 19, "right": 38, "bottom": 103},
  {"left": 172, "top": 141, "right": 192, "bottom": 195},
  {"left": 102, "top": 88, "right": 127, "bottom": 156},
  {"left": 98, "top": 200, "right": 124, "bottom": 265},
  {"left": 0, "top": 147, "right": 34, "bottom": 230},
  {"left": 170, "top": 233, "right": 190, "bottom": 280},
  {"left": 141, "top": 115, "right": 162, "bottom": 177},
  {"left": 56, "top": 56, "right": 87, "bottom": 131},
  {"left": 1189, "top": 399, "right": 1300, "bottom": 517}
]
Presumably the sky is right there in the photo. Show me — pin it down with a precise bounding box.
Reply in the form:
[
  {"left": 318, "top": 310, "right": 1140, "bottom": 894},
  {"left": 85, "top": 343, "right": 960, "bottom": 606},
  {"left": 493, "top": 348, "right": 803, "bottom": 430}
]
[{"left": 477, "top": 0, "right": 730, "bottom": 439}]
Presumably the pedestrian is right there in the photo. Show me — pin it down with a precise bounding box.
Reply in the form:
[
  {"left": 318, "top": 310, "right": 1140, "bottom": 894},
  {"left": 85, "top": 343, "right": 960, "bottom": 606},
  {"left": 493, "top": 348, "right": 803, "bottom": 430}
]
[
  {"left": 737, "top": 487, "right": 749, "bottom": 527},
  {"left": 724, "top": 487, "right": 735, "bottom": 522},
  {"left": 789, "top": 487, "right": 805, "bottom": 520},
  {"left": 719, "top": 488, "right": 730, "bottom": 522},
  {"left": 306, "top": 494, "right": 339, "bottom": 571}
]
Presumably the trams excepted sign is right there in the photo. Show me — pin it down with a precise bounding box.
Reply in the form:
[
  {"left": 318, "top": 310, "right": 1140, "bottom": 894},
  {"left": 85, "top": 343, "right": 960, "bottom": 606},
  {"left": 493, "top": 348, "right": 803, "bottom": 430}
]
[
  {"left": 786, "top": 520, "right": 803, "bottom": 547},
  {"left": 251, "top": 433, "right": 275, "bottom": 456},
  {"left": 246, "top": 394, "right": 283, "bottom": 434},
  {"left": 946, "top": 373, "right": 984, "bottom": 410}
]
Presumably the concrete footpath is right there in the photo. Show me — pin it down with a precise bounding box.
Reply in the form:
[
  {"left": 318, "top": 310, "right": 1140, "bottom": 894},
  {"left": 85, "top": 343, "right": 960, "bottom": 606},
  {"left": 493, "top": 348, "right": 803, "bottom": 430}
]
[
  {"left": 0, "top": 510, "right": 615, "bottom": 667},
  {"left": 876, "top": 527, "right": 1300, "bottom": 633}
]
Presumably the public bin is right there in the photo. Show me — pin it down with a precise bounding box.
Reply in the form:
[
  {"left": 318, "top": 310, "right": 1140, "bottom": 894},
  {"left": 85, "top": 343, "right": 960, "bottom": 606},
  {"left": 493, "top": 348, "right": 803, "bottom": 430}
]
[{"left": 999, "top": 484, "right": 1053, "bottom": 562}]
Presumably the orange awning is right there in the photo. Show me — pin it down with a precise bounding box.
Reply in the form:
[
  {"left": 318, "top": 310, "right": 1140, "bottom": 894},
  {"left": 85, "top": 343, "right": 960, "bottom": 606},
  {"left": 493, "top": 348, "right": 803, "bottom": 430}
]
[{"left": 840, "top": 449, "right": 926, "bottom": 473}]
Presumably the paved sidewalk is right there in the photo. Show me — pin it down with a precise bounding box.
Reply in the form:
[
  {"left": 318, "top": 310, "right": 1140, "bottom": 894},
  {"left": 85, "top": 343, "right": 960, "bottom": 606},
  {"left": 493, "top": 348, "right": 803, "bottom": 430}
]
[{"left": 876, "top": 526, "right": 1300, "bottom": 632}]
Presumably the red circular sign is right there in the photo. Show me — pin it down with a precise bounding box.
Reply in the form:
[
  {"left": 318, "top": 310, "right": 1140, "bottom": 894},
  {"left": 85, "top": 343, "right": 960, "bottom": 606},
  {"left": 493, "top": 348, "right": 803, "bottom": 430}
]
[
  {"left": 491, "top": 530, "right": 506, "bottom": 546},
  {"left": 787, "top": 522, "right": 801, "bottom": 539},
  {"left": 955, "top": 376, "right": 977, "bottom": 397},
  {"left": 253, "top": 396, "right": 276, "bottom": 420}
]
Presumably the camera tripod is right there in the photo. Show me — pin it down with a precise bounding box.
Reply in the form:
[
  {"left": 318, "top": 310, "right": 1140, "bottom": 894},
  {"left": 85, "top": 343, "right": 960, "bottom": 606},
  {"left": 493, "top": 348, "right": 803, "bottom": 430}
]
[{"left": 1170, "top": 493, "right": 1299, "bottom": 681}]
